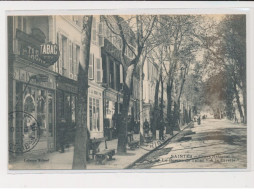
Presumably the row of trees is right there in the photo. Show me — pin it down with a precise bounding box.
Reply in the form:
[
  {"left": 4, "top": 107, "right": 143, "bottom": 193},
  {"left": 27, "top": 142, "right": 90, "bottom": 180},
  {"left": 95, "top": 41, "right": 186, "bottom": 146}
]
[
  {"left": 72, "top": 14, "right": 246, "bottom": 169},
  {"left": 196, "top": 15, "right": 246, "bottom": 123}
]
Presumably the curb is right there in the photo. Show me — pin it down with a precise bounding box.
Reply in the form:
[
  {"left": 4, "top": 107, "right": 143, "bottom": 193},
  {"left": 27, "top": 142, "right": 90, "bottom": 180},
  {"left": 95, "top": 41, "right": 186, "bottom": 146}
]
[{"left": 125, "top": 123, "right": 191, "bottom": 169}]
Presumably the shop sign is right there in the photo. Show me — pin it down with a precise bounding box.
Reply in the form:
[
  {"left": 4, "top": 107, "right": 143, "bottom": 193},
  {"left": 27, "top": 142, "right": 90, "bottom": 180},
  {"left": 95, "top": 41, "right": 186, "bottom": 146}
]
[
  {"left": 39, "top": 42, "right": 60, "bottom": 65},
  {"left": 16, "top": 29, "right": 59, "bottom": 68},
  {"left": 57, "top": 82, "right": 78, "bottom": 94}
]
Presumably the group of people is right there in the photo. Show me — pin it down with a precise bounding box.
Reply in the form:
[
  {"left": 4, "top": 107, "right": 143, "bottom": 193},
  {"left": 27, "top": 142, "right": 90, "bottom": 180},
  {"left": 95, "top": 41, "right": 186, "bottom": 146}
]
[{"left": 143, "top": 119, "right": 165, "bottom": 140}]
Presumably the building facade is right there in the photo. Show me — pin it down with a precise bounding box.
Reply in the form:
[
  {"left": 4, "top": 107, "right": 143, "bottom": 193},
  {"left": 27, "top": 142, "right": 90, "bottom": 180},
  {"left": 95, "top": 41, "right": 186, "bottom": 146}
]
[
  {"left": 143, "top": 59, "right": 159, "bottom": 123},
  {"left": 8, "top": 16, "right": 58, "bottom": 154},
  {"left": 8, "top": 15, "right": 142, "bottom": 156}
]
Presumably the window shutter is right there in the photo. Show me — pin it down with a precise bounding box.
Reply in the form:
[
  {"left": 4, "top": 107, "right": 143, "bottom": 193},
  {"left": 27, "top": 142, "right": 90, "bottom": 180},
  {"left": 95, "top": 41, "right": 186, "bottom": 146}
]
[
  {"left": 98, "top": 36, "right": 104, "bottom": 47},
  {"left": 120, "top": 64, "right": 123, "bottom": 84},
  {"left": 98, "top": 22, "right": 103, "bottom": 35},
  {"left": 68, "top": 40, "right": 73, "bottom": 78},
  {"left": 96, "top": 58, "right": 102, "bottom": 83},
  {"left": 88, "top": 53, "right": 94, "bottom": 79},
  {"left": 58, "top": 33, "right": 62, "bottom": 75},
  {"left": 92, "top": 29, "right": 97, "bottom": 42},
  {"left": 72, "top": 44, "right": 76, "bottom": 75},
  {"left": 92, "top": 18, "right": 97, "bottom": 43}
]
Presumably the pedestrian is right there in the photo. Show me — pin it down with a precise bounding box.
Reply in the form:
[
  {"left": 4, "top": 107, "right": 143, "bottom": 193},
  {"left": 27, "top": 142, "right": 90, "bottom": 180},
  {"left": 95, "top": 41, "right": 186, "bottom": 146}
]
[
  {"left": 197, "top": 116, "right": 201, "bottom": 125},
  {"left": 159, "top": 118, "right": 165, "bottom": 140},
  {"left": 59, "top": 118, "right": 66, "bottom": 153},
  {"left": 143, "top": 119, "right": 149, "bottom": 135}
]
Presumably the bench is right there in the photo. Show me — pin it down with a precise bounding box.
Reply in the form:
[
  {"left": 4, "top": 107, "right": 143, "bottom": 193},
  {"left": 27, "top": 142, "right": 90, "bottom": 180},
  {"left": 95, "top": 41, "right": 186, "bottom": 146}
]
[
  {"left": 91, "top": 137, "right": 116, "bottom": 165},
  {"left": 95, "top": 149, "right": 115, "bottom": 165},
  {"left": 127, "top": 132, "right": 139, "bottom": 150},
  {"left": 89, "top": 137, "right": 106, "bottom": 160}
]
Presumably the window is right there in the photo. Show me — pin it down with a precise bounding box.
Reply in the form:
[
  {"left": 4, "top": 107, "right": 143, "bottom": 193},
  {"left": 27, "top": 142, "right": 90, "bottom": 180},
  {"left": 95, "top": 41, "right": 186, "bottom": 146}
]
[
  {"left": 109, "top": 59, "right": 114, "bottom": 89},
  {"left": 37, "top": 89, "right": 47, "bottom": 137},
  {"left": 73, "top": 45, "right": 80, "bottom": 78},
  {"left": 89, "top": 97, "right": 100, "bottom": 131},
  {"left": 88, "top": 53, "right": 94, "bottom": 79}
]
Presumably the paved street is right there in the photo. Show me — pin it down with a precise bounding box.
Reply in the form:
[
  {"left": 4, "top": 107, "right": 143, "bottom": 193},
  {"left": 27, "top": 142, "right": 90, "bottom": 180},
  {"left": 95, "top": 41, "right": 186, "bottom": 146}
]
[{"left": 130, "top": 118, "right": 247, "bottom": 169}]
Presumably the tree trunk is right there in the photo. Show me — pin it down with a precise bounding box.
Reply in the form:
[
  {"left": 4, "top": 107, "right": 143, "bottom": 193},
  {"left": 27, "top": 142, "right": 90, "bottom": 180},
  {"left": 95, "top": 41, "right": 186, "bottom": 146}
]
[
  {"left": 72, "top": 16, "right": 92, "bottom": 169},
  {"left": 139, "top": 63, "right": 144, "bottom": 144},
  {"left": 151, "top": 79, "right": 160, "bottom": 136},
  {"left": 242, "top": 83, "right": 247, "bottom": 124},
  {"left": 160, "top": 72, "right": 164, "bottom": 119},
  {"left": 166, "top": 82, "right": 173, "bottom": 134},
  {"left": 233, "top": 81, "right": 244, "bottom": 123},
  {"left": 117, "top": 65, "right": 134, "bottom": 154}
]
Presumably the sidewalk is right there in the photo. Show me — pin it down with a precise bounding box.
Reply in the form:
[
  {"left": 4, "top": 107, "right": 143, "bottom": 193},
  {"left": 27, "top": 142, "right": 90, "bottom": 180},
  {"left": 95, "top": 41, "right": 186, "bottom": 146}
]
[{"left": 9, "top": 127, "right": 188, "bottom": 170}]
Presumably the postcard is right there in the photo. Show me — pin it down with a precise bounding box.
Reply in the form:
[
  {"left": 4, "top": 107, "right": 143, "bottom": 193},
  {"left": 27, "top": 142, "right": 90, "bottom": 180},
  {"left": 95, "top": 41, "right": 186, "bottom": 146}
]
[{"left": 8, "top": 13, "right": 247, "bottom": 170}]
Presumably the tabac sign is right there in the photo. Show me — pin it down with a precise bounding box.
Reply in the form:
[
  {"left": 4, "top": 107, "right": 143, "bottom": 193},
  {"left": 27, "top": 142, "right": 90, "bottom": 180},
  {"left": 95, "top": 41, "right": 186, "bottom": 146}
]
[
  {"left": 16, "top": 29, "right": 59, "bottom": 67},
  {"left": 39, "top": 42, "right": 60, "bottom": 65}
]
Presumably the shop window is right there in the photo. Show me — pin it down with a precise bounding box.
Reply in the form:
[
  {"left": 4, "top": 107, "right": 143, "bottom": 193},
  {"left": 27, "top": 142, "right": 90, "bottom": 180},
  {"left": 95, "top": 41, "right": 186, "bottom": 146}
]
[
  {"left": 23, "top": 87, "right": 37, "bottom": 141},
  {"left": 71, "top": 95, "right": 76, "bottom": 123},
  {"left": 48, "top": 91, "right": 54, "bottom": 137},
  {"left": 37, "top": 89, "right": 47, "bottom": 137},
  {"left": 89, "top": 97, "right": 93, "bottom": 131},
  {"left": 89, "top": 97, "right": 100, "bottom": 131},
  {"left": 64, "top": 94, "right": 71, "bottom": 121},
  {"left": 96, "top": 99, "right": 100, "bottom": 131}
]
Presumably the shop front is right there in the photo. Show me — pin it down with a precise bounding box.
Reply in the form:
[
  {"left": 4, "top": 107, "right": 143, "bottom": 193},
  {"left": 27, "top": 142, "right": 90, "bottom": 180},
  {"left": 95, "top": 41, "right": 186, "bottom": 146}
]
[
  {"left": 87, "top": 82, "right": 104, "bottom": 139},
  {"left": 103, "top": 88, "right": 123, "bottom": 139},
  {"left": 56, "top": 76, "right": 77, "bottom": 150},
  {"left": 8, "top": 24, "right": 59, "bottom": 155},
  {"left": 10, "top": 58, "right": 57, "bottom": 154}
]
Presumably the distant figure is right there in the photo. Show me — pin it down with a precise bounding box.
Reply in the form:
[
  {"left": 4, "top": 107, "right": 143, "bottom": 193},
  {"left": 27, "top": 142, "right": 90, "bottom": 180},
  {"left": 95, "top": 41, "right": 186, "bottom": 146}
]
[
  {"left": 234, "top": 115, "right": 238, "bottom": 124},
  {"left": 59, "top": 118, "right": 66, "bottom": 153},
  {"left": 143, "top": 119, "right": 149, "bottom": 135},
  {"left": 159, "top": 118, "right": 165, "bottom": 140},
  {"left": 197, "top": 116, "right": 201, "bottom": 125}
]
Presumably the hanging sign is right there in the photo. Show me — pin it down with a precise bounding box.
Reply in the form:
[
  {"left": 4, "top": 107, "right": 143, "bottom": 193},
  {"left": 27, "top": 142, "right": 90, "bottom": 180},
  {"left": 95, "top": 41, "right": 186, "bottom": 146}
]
[
  {"left": 39, "top": 42, "right": 60, "bottom": 65},
  {"left": 16, "top": 29, "right": 60, "bottom": 68}
]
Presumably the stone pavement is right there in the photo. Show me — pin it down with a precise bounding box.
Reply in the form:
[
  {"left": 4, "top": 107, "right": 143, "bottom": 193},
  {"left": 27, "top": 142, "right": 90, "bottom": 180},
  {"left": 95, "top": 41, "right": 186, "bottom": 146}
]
[
  {"left": 130, "top": 119, "right": 247, "bottom": 169},
  {"left": 9, "top": 129, "right": 183, "bottom": 170}
]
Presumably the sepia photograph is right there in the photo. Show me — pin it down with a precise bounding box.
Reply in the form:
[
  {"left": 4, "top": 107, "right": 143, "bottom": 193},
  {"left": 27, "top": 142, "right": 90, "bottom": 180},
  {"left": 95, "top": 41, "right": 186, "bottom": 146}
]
[{"left": 8, "top": 14, "right": 247, "bottom": 170}]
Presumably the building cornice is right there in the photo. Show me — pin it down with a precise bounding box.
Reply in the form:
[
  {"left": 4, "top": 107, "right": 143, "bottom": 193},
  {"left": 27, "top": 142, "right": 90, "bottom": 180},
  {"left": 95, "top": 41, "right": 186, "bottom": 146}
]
[{"left": 60, "top": 16, "right": 82, "bottom": 33}]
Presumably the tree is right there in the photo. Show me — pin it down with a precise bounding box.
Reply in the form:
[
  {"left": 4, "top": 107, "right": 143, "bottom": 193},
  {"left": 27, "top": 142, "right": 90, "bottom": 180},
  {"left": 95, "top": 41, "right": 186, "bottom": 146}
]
[
  {"left": 103, "top": 15, "right": 156, "bottom": 154},
  {"left": 152, "top": 15, "right": 201, "bottom": 132},
  {"left": 195, "top": 15, "right": 246, "bottom": 123},
  {"left": 72, "top": 16, "right": 93, "bottom": 169}
]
